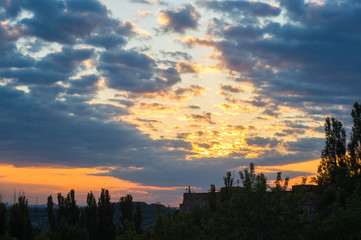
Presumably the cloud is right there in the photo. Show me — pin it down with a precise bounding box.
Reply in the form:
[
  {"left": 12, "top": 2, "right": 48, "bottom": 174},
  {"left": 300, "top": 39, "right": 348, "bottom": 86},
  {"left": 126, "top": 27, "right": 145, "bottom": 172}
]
[
  {"left": 174, "top": 84, "right": 205, "bottom": 96},
  {"left": 161, "top": 51, "right": 192, "bottom": 61},
  {"left": 218, "top": 84, "right": 244, "bottom": 97},
  {"left": 129, "top": 0, "right": 152, "bottom": 4},
  {"left": 158, "top": 4, "right": 200, "bottom": 33},
  {"left": 66, "top": 74, "right": 99, "bottom": 95},
  {"left": 185, "top": 1, "right": 361, "bottom": 117},
  {"left": 98, "top": 50, "right": 181, "bottom": 93},
  {"left": 0, "top": 0, "right": 136, "bottom": 50},
  {"left": 188, "top": 105, "right": 200, "bottom": 110},
  {"left": 245, "top": 137, "right": 281, "bottom": 148},
  {"left": 185, "top": 112, "right": 215, "bottom": 124},
  {"left": 199, "top": 0, "right": 281, "bottom": 18},
  {"left": 1, "top": 47, "right": 94, "bottom": 85},
  {"left": 0, "top": 84, "right": 193, "bottom": 169}
]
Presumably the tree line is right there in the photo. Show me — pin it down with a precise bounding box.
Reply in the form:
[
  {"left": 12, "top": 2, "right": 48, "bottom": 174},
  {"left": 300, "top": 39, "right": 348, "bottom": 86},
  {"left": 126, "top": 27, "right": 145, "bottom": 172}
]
[
  {"left": 1, "top": 102, "right": 361, "bottom": 239},
  {"left": 0, "top": 189, "right": 143, "bottom": 240}
]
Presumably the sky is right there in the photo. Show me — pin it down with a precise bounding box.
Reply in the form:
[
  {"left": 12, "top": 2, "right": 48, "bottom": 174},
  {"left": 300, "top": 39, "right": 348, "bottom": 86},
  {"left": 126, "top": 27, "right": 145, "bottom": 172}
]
[{"left": 0, "top": 0, "right": 360, "bottom": 206}]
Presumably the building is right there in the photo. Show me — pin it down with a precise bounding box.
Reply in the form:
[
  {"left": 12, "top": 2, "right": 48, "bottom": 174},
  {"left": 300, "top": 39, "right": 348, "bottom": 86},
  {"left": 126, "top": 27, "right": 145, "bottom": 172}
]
[{"left": 179, "top": 184, "right": 319, "bottom": 215}]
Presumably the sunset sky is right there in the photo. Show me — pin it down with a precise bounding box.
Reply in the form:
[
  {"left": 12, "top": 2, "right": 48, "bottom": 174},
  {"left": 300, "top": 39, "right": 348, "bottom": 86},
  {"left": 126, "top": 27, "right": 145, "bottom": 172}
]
[{"left": 0, "top": 0, "right": 360, "bottom": 206}]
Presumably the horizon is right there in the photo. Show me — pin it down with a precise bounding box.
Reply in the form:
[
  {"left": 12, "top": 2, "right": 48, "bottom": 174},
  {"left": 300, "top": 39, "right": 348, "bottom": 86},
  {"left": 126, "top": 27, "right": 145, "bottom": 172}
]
[{"left": 1, "top": 0, "right": 360, "bottom": 207}]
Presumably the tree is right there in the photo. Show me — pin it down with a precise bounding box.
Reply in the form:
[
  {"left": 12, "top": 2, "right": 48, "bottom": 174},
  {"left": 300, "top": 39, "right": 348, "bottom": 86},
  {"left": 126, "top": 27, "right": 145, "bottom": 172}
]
[
  {"left": 9, "top": 195, "right": 33, "bottom": 240},
  {"left": 348, "top": 102, "right": 361, "bottom": 176},
  {"left": 221, "top": 171, "right": 234, "bottom": 201},
  {"left": 46, "top": 195, "right": 56, "bottom": 232},
  {"left": 0, "top": 198, "right": 7, "bottom": 237},
  {"left": 85, "top": 191, "right": 97, "bottom": 240},
  {"left": 134, "top": 202, "right": 143, "bottom": 234},
  {"left": 57, "top": 190, "right": 80, "bottom": 226},
  {"left": 239, "top": 162, "right": 267, "bottom": 192},
  {"left": 317, "top": 117, "right": 347, "bottom": 187},
  {"left": 98, "top": 189, "right": 115, "bottom": 240},
  {"left": 272, "top": 171, "right": 289, "bottom": 192},
  {"left": 120, "top": 194, "right": 133, "bottom": 230},
  {"left": 208, "top": 184, "right": 217, "bottom": 212},
  {"left": 223, "top": 171, "right": 233, "bottom": 188}
]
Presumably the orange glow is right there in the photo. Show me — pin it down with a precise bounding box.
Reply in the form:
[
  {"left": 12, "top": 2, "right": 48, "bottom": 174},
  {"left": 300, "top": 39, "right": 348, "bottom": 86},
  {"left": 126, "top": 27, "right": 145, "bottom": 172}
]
[{"left": 0, "top": 164, "right": 184, "bottom": 204}]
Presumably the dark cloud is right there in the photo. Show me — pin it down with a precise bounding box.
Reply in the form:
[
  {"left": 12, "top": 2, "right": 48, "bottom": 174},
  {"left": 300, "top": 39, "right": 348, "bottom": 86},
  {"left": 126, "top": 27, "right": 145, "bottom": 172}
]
[
  {"left": 0, "top": 45, "right": 35, "bottom": 69},
  {"left": 1, "top": 47, "right": 94, "bottom": 85},
  {"left": 161, "top": 51, "right": 192, "bottom": 61},
  {"left": 128, "top": 0, "right": 152, "bottom": 4},
  {"left": 188, "top": 105, "right": 200, "bottom": 109},
  {"left": 190, "top": 0, "right": 361, "bottom": 116},
  {"left": 176, "top": 132, "right": 191, "bottom": 139},
  {"left": 158, "top": 4, "right": 200, "bottom": 33},
  {"left": 99, "top": 50, "right": 181, "bottom": 93},
  {"left": 0, "top": 84, "right": 191, "bottom": 169},
  {"left": 245, "top": 137, "right": 281, "bottom": 148},
  {"left": 0, "top": 0, "right": 23, "bottom": 19},
  {"left": 286, "top": 138, "right": 323, "bottom": 153},
  {"left": 19, "top": 0, "right": 108, "bottom": 44},
  {"left": 85, "top": 34, "right": 127, "bottom": 49},
  {"left": 200, "top": 0, "right": 281, "bottom": 18},
  {"left": 185, "top": 112, "right": 215, "bottom": 124},
  {"left": 174, "top": 84, "right": 205, "bottom": 96},
  {"left": 0, "top": 0, "right": 135, "bottom": 50},
  {"left": 66, "top": 74, "right": 99, "bottom": 95},
  {"left": 220, "top": 84, "right": 243, "bottom": 93},
  {"left": 176, "top": 62, "right": 197, "bottom": 73}
]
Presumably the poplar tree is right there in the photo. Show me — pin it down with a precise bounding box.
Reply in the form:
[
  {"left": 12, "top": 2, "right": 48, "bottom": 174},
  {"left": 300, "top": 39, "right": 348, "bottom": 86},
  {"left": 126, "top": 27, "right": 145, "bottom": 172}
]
[
  {"left": 98, "top": 189, "right": 115, "bottom": 240},
  {"left": 85, "top": 191, "right": 97, "bottom": 240},
  {"left": 348, "top": 102, "right": 361, "bottom": 176},
  {"left": 47, "top": 195, "right": 56, "bottom": 232},
  {"left": 0, "top": 198, "right": 6, "bottom": 237},
  {"left": 120, "top": 194, "right": 133, "bottom": 229},
  {"left": 134, "top": 202, "right": 143, "bottom": 234},
  {"left": 9, "top": 195, "right": 33, "bottom": 240},
  {"left": 317, "top": 117, "right": 347, "bottom": 187}
]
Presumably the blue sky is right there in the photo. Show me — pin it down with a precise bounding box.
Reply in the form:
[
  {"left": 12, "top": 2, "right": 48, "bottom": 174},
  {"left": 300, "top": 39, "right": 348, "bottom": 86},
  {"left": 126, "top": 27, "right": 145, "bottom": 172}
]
[{"left": 0, "top": 0, "right": 360, "bottom": 205}]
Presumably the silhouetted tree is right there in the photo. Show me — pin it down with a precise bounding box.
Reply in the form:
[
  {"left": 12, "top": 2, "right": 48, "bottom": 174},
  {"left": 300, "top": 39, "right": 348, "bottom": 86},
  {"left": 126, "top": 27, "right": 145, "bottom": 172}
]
[
  {"left": 208, "top": 184, "right": 217, "bottom": 212},
  {"left": 223, "top": 171, "right": 233, "bottom": 188},
  {"left": 120, "top": 194, "right": 133, "bottom": 230},
  {"left": 272, "top": 171, "right": 289, "bottom": 192},
  {"left": 57, "top": 190, "right": 80, "bottom": 226},
  {"left": 317, "top": 117, "right": 347, "bottom": 187},
  {"left": 221, "top": 171, "right": 233, "bottom": 201},
  {"left": 98, "top": 188, "right": 115, "bottom": 240},
  {"left": 85, "top": 191, "right": 97, "bottom": 240},
  {"left": 134, "top": 202, "right": 143, "bottom": 234},
  {"left": 348, "top": 102, "right": 361, "bottom": 176},
  {"left": 9, "top": 195, "right": 33, "bottom": 240},
  {"left": 0, "top": 198, "right": 6, "bottom": 237},
  {"left": 239, "top": 162, "right": 267, "bottom": 192},
  {"left": 46, "top": 195, "right": 56, "bottom": 232}
]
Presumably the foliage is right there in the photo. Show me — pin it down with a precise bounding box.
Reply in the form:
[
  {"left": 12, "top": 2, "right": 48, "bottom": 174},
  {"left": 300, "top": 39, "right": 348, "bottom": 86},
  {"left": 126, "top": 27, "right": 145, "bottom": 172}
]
[
  {"left": 0, "top": 199, "right": 7, "bottom": 237},
  {"left": 134, "top": 202, "right": 143, "bottom": 234},
  {"left": 9, "top": 195, "right": 33, "bottom": 240},
  {"left": 85, "top": 191, "right": 97, "bottom": 240},
  {"left": 46, "top": 195, "right": 56, "bottom": 232},
  {"left": 98, "top": 188, "right": 115, "bottom": 240}
]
